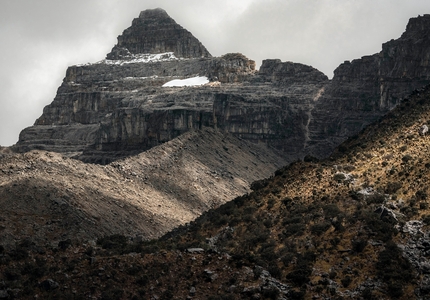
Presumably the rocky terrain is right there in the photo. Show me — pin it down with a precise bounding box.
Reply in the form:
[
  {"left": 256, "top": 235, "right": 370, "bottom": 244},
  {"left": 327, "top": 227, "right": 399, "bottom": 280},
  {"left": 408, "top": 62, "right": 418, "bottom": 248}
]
[
  {"left": 0, "top": 127, "right": 285, "bottom": 247},
  {"left": 2, "top": 74, "right": 430, "bottom": 300},
  {"left": 14, "top": 11, "right": 430, "bottom": 164}
]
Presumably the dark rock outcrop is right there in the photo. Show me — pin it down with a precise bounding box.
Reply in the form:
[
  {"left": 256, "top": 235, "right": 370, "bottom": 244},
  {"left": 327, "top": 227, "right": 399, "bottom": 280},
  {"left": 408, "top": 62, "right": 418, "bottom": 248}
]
[
  {"left": 106, "top": 8, "right": 211, "bottom": 59},
  {"left": 306, "top": 14, "right": 430, "bottom": 157},
  {"left": 14, "top": 12, "right": 430, "bottom": 164}
]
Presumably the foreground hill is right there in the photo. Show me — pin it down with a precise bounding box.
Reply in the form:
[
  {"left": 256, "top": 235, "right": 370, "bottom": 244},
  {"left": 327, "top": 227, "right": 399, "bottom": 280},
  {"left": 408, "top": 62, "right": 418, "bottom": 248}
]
[
  {"left": 2, "top": 85, "right": 430, "bottom": 298},
  {"left": 0, "top": 127, "right": 285, "bottom": 247}
]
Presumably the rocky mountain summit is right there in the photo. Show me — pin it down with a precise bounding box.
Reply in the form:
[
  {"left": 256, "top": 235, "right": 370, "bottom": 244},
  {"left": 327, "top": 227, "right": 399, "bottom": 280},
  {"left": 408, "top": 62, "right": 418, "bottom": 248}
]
[
  {"left": 106, "top": 8, "right": 211, "bottom": 60},
  {"left": 15, "top": 11, "right": 430, "bottom": 164}
]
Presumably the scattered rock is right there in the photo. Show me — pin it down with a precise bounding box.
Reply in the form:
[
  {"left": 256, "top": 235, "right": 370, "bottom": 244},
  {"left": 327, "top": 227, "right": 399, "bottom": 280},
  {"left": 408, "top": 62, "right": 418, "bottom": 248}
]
[
  {"left": 419, "top": 124, "right": 428, "bottom": 136},
  {"left": 0, "top": 291, "right": 8, "bottom": 299},
  {"left": 40, "top": 279, "right": 59, "bottom": 291},
  {"left": 189, "top": 287, "right": 196, "bottom": 295},
  {"left": 186, "top": 248, "right": 204, "bottom": 254},
  {"left": 403, "top": 220, "right": 423, "bottom": 235}
]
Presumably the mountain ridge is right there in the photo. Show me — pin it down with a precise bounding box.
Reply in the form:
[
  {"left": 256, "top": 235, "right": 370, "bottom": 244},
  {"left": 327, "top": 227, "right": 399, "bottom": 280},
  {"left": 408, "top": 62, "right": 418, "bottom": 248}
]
[{"left": 13, "top": 13, "right": 430, "bottom": 167}]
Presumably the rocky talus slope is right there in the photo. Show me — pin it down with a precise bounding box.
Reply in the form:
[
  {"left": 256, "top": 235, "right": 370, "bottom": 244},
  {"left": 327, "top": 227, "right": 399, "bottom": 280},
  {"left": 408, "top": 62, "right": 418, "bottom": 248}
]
[
  {"left": 0, "top": 128, "right": 286, "bottom": 247},
  {"left": 14, "top": 11, "right": 430, "bottom": 164}
]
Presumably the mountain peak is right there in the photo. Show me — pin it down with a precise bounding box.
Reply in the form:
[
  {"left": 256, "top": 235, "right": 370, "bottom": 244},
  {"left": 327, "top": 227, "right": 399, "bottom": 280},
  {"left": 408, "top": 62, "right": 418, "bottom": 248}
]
[
  {"left": 401, "top": 14, "right": 430, "bottom": 39},
  {"left": 106, "top": 8, "right": 211, "bottom": 59},
  {"left": 138, "top": 7, "right": 170, "bottom": 20}
]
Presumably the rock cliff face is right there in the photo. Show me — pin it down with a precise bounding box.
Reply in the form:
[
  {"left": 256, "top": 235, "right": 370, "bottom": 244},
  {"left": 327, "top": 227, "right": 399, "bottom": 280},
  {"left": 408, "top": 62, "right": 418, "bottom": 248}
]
[
  {"left": 14, "top": 12, "right": 430, "bottom": 163},
  {"left": 306, "top": 14, "right": 430, "bottom": 157}
]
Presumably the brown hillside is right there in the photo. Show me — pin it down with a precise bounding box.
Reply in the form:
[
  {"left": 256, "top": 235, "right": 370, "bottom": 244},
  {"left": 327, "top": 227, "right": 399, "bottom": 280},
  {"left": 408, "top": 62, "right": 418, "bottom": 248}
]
[{"left": 0, "top": 127, "right": 286, "bottom": 247}]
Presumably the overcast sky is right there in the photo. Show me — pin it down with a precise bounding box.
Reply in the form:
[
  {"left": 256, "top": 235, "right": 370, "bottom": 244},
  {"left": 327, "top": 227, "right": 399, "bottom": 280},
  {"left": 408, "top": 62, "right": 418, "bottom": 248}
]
[{"left": 1, "top": 0, "right": 429, "bottom": 146}]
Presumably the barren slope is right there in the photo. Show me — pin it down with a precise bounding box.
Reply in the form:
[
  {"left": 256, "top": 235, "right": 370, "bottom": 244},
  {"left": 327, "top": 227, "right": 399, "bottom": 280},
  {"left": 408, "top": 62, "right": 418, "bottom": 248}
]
[{"left": 0, "top": 127, "right": 286, "bottom": 247}]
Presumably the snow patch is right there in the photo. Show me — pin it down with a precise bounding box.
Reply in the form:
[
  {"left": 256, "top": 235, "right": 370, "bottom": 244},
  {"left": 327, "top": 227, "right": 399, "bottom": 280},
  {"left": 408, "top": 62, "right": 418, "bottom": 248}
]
[
  {"left": 76, "top": 52, "right": 179, "bottom": 66},
  {"left": 162, "top": 76, "right": 209, "bottom": 87},
  {"left": 123, "top": 75, "right": 159, "bottom": 80}
]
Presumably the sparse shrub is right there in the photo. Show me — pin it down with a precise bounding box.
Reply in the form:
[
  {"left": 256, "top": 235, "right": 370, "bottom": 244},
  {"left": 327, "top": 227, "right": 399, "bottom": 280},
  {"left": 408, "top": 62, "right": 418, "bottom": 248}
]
[
  {"left": 101, "top": 289, "right": 124, "bottom": 300},
  {"left": 400, "top": 206, "right": 419, "bottom": 218},
  {"left": 283, "top": 216, "right": 302, "bottom": 225},
  {"left": 384, "top": 181, "right": 402, "bottom": 194},
  {"left": 21, "top": 262, "right": 46, "bottom": 280},
  {"left": 282, "top": 197, "right": 293, "bottom": 207},
  {"left": 58, "top": 239, "right": 72, "bottom": 250},
  {"left": 416, "top": 190, "right": 428, "bottom": 201},
  {"left": 267, "top": 197, "right": 276, "bottom": 209},
  {"left": 304, "top": 155, "right": 319, "bottom": 162},
  {"left": 423, "top": 215, "right": 430, "bottom": 225},
  {"left": 330, "top": 237, "right": 341, "bottom": 247},
  {"left": 97, "top": 234, "right": 128, "bottom": 251},
  {"left": 215, "top": 215, "right": 228, "bottom": 226},
  {"left": 126, "top": 265, "right": 143, "bottom": 276},
  {"left": 161, "top": 287, "right": 174, "bottom": 300},
  {"left": 358, "top": 210, "right": 396, "bottom": 242},
  {"left": 333, "top": 173, "right": 346, "bottom": 182},
  {"left": 251, "top": 179, "right": 269, "bottom": 191},
  {"left": 343, "top": 165, "right": 355, "bottom": 172},
  {"left": 288, "top": 290, "right": 305, "bottom": 300},
  {"left": 341, "top": 276, "right": 352, "bottom": 288},
  {"left": 271, "top": 187, "right": 282, "bottom": 195},
  {"left": 8, "top": 247, "right": 28, "bottom": 261},
  {"left": 283, "top": 223, "right": 305, "bottom": 237},
  {"left": 274, "top": 169, "right": 284, "bottom": 176},
  {"left": 323, "top": 204, "right": 342, "bottom": 219},
  {"left": 281, "top": 253, "right": 294, "bottom": 266},
  {"left": 402, "top": 154, "right": 413, "bottom": 162},
  {"left": 268, "top": 265, "right": 282, "bottom": 279},
  {"left": 4, "top": 268, "right": 21, "bottom": 281},
  {"left": 135, "top": 274, "right": 149, "bottom": 286},
  {"left": 310, "top": 221, "right": 331, "bottom": 235},
  {"left": 349, "top": 190, "right": 364, "bottom": 201},
  {"left": 286, "top": 252, "right": 315, "bottom": 287},
  {"left": 263, "top": 218, "right": 273, "bottom": 228},
  {"left": 261, "top": 286, "right": 280, "bottom": 299},
  {"left": 352, "top": 239, "right": 367, "bottom": 253},
  {"left": 376, "top": 241, "right": 413, "bottom": 298},
  {"left": 366, "top": 193, "right": 386, "bottom": 205}
]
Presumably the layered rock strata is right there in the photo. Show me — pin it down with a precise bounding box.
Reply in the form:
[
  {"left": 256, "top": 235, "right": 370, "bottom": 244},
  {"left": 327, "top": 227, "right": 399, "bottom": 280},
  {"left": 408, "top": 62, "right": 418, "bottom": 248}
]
[
  {"left": 15, "top": 12, "right": 430, "bottom": 163},
  {"left": 306, "top": 14, "right": 430, "bottom": 157}
]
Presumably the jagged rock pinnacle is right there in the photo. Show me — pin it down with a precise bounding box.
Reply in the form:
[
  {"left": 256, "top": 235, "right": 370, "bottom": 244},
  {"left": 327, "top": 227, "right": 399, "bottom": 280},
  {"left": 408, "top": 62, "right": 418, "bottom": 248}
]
[{"left": 106, "top": 8, "right": 212, "bottom": 59}]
